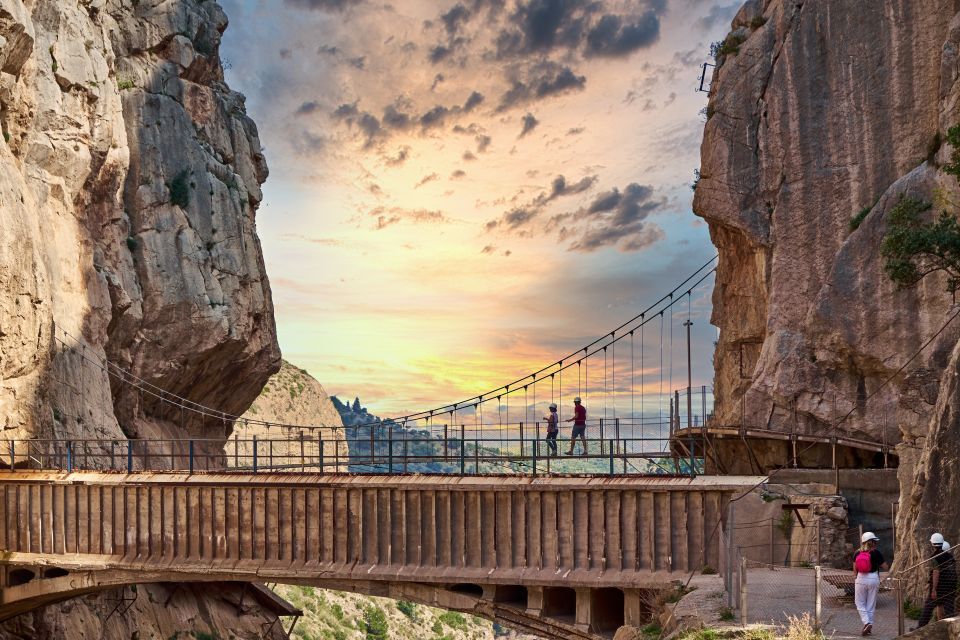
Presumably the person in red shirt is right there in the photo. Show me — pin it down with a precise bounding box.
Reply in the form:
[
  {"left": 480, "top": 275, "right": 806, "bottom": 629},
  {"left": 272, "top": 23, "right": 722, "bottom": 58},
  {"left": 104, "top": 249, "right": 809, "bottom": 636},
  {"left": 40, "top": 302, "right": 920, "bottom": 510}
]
[{"left": 564, "top": 397, "right": 587, "bottom": 455}]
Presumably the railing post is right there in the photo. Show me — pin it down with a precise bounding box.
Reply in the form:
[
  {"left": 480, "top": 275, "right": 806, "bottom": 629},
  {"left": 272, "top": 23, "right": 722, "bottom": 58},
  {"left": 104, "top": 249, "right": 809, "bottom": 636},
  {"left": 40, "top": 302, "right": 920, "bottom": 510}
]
[
  {"left": 532, "top": 438, "right": 538, "bottom": 477},
  {"left": 188, "top": 440, "right": 194, "bottom": 475},
  {"left": 608, "top": 439, "right": 614, "bottom": 475},
  {"left": 814, "top": 565, "right": 822, "bottom": 633},
  {"left": 460, "top": 435, "right": 466, "bottom": 476},
  {"left": 896, "top": 578, "right": 905, "bottom": 636},
  {"left": 252, "top": 434, "right": 258, "bottom": 473},
  {"left": 318, "top": 433, "right": 324, "bottom": 473},
  {"left": 474, "top": 438, "right": 479, "bottom": 474},
  {"left": 300, "top": 430, "right": 305, "bottom": 472},
  {"left": 234, "top": 434, "right": 238, "bottom": 468},
  {"left": 8, "top": 440, "right": 14, "bottom": 471},
  {"left": 444, "top": 424, "right": 449, "bottom": 462},
  {"left": 127, "top": 440, "right": 133, "bottom": 473},
  {"left": 388, "top": 427, "right": 394, "bottom": 474},
  {"left": 519, "top": 421, "right": 524, "bottom": 458},
  {"left": 739, "top": 556, "right": 748, "bottom": 626},
  {"left": 600, "top": 417, "right": 604, "bottom": 442},
  {"left": 67, "top": 441, "right": 73, "bottom": 473},
  {"left": 269, "top": 439, "right": 274, "bottom": 471},
  {"left": 110, "top": 440, "right": 115, "bottom": 471}
]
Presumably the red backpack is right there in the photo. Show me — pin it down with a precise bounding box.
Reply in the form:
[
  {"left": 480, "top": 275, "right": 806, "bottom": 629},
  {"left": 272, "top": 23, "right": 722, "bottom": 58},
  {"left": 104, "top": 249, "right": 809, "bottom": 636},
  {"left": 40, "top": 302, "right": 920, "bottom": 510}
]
[{"left": 855, "top": 551, "right": 873, "bottom": 573}]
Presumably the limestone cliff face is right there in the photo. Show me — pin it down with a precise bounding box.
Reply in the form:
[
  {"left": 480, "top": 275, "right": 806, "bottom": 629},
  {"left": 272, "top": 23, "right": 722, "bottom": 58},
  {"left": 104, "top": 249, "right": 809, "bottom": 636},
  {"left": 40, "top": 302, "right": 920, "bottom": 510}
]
[
  {"left": 233, "top": 360, "right": 349, "bottom": 471},
  {"left": 695, "top": 0, "right": 960, "bottom": 569},
  {"left": 0, "top": 0, "right": 281, "bottom": 636}
]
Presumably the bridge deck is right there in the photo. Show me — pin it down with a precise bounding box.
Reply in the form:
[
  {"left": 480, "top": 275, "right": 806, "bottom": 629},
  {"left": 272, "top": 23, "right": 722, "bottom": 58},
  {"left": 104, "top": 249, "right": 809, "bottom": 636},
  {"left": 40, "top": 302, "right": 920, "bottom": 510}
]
[{"left": 0, "top": 472, "right": 765, "bottom": 637}]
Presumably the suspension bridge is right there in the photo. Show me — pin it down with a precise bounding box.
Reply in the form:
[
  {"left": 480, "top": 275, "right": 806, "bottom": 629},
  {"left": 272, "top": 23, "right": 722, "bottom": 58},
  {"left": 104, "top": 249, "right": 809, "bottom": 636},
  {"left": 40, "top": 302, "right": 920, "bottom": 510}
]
[{"left": 0, "top": 256, "right": 904, "bottom": 639}]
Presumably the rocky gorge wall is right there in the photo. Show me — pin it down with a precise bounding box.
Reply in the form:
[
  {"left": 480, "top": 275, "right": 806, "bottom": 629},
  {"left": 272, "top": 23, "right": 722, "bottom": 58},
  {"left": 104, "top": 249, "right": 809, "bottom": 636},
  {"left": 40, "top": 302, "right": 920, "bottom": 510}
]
[
  {"left": 695, "top": 0, "right": 960, "bottom": 574},
  {"left": 0, "top": 0, "right": 281, "bottom": 636}
]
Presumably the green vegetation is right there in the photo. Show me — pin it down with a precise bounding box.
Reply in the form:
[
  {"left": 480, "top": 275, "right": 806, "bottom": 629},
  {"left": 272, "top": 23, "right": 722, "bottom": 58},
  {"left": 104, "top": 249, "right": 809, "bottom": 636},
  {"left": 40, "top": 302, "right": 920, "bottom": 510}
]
[
  {"left": 750, "top": 16, "right": 768, "bottom": 29},
  {"left": 711, "top": 32, "right": 747, "bottom": 59},
  {"left": 718, "top": 606, "right": 735, "bottom": 621},
  {"left": 437, "top": 611, "right": 467, "bottom": 630},
  {"left": 743, "top": 629, "right": 776, "bottom": 640},
  {"left": 3, "top": 131, "right": 9, "bottom": 144},
  {"left": 702, "top": 564, "right": 717, "bottom": 575},
  {"left": 117, "top": 77, "right": 135, "bottom": 90},
  {"left": 881, "top": 195, "right": 960, "bottom": 302},
  {"left": 944, "top": 124, "right": 960, "bottom": 177},
  {"left": 126, "top": 236, "right": 138, "bottom": 252},
  {"left": 193, "top": 633, "right": 218, "bottom": 640},
  {"left": 396, "top": 599, "right": 417, "bottom": 620},
  {"left": 849, "top": 205, "right": 871, "bottom": 231},
  {"left": 904, "top": 597, "right": 922, "bottom": 620},
  {"left": 361, "top": 605, "right": 388, "bottom": 640},
  {"left": 169, "top": 169, "right": 191, "bottom": 209}
]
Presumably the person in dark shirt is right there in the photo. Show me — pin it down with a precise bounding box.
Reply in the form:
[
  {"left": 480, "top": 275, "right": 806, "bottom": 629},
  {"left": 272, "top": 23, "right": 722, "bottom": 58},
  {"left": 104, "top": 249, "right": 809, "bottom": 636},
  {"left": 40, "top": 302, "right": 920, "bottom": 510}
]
[
  {"left": 853, "top": 532, "right": 887, "bottom": 636},
  {"left": 564, "top": 397, "right": 587, "bottom": 456},
  {"left": 543, "top": 403, "right": 559, "bottom": 456},
  {"left": 918, "top": 533, "right": 957, "bottom": 627}
]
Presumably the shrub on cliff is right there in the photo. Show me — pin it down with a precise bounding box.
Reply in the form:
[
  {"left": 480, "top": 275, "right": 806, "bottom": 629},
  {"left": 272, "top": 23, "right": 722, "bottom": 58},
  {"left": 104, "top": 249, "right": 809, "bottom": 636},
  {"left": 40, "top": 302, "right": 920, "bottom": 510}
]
[
  {"left": 169, "top": 170, "right": 191, "bottom": 209},
  {"left": 881, "top": 195, "right": 960, "bottom": 302}
]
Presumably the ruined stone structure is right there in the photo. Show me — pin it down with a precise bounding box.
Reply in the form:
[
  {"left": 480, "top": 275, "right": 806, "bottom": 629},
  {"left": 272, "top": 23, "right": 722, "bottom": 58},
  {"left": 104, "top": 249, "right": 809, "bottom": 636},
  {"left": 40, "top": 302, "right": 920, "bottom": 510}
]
[
  {"left": 695, "top": 0, "right": 960, "bottom": 570},
  {"left": 0, "top": 473, "right": 759, "bottom": 640}
]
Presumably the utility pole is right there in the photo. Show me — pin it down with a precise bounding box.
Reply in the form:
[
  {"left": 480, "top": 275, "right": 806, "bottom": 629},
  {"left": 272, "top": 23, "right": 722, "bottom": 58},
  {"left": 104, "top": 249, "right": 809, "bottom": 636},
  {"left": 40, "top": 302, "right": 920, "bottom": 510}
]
[{"left": 684, "top": 320, "right": 693, "bottom": 429}]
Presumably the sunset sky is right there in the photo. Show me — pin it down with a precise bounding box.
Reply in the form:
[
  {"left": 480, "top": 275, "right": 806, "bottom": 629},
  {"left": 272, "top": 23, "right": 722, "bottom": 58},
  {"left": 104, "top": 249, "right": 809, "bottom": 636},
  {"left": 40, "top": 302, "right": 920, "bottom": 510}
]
[{"left": 218, "top": 0, "right": 739, "bottom": 418}]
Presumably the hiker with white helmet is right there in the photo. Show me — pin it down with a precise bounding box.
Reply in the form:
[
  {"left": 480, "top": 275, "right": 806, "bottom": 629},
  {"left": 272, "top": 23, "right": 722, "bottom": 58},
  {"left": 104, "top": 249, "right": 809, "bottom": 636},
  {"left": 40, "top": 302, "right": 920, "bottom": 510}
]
[
  {"left": 564, "top": 396, "right": 587, "bottom": 455},
  {"left": 853, "top": 531, "right": 887, "bottom": 636},
  {"left": 543, "top": 402, "right": 559, "bottom": 456},
  {"left": 918, "top": 532, "right": 958, "bottom": 627}
]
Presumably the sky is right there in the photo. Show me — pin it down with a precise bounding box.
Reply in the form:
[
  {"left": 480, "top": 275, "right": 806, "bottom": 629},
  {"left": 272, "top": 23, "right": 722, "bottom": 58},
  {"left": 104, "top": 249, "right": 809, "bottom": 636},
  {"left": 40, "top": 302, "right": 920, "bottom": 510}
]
[{"left": 218, "top": 0, "right": 741, "bottom": 419}]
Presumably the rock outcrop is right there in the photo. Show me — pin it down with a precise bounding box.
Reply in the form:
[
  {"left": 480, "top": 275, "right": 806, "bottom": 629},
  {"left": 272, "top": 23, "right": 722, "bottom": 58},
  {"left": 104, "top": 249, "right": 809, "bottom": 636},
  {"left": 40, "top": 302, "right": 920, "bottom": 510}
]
[
  {"left": 696, "top": 0, "right": 960, "bottom": 572},
  {"left": 232, "top": 360, "right": 349, "bottom": 471},
  {"left": 0, "top": 0, "right": 280, "bottom": 636}
]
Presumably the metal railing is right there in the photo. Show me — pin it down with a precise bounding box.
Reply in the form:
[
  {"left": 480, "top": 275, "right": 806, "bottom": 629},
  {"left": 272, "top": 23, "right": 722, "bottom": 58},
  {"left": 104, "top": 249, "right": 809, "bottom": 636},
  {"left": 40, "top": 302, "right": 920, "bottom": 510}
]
[{"left": 1, "top": 433, "right": 704, "bottom": 476}]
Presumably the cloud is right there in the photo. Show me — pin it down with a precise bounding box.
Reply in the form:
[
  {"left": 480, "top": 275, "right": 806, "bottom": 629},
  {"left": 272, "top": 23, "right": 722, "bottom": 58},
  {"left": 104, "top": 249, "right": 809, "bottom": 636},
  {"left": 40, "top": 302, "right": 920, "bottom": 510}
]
[
  {"left": 284, "top": 0, "right": 355, "bottom": 11},
  {"left": 463, "top": 91, "right": 485, "bottom": 111},
  {"left": 385, "top": 146, "right": 411, "bottom": 166},
  {"left": 494, "top": 0, "right": 665, "bottom": 60},
  {"left": 476, "top": 134, "right": 492, "bottom": 152},
  {"left": 462, "top": 151, "right": 477, "bottom": 161},
  {"left": 416, "top": 172, "right": 440, "bottom": 188},
  {"left": 497, "top": 63, "right": 586, "bottom": 111},
  {"left": 295, "top": 101, "right": 322, "bottom": 116},
  {"left": 368, "top": 206, "right": 452, "bottom": 229},
  {"left": 420, "top": 105, "right": 451, "bottom": 130},
  {"left": 441, "top": 3, "right": 472, "bottom": 35},
  {"left": 451, "top": 169, "right": 467, "bottom": 179},
  {"left": 565, "top": 183, "right": 667, "bottom": 252},
  {"left": 695, "top": 2, "right": 741, "bottom": 31},
  {"left": 485, "top": 173, "right": 597, "bottom": 230},
  {"left": 429, "top": 45, "right": 454, "bottom": 63},
  {"left": 279, "top": 48, "right": 292, "bottom": 59},
  {"left": 430, "top": 73, "right": 445, "bottom": 90},
  {"left": 518, "top": 113, "right": 539, "bottom": 138},
  {"left": 481, "top": 245, "right": 496, "bottom": 254},
  {"left": 584, "top": 13, "right": 661, "bottom": 58}
]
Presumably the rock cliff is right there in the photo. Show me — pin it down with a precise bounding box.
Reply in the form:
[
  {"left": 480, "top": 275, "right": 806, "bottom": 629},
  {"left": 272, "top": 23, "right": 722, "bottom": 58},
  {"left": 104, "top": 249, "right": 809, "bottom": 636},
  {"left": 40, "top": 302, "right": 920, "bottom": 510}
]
[
  {"left": 232, "top": 360, "right": 349, "bottom": 471},
  {"left": 695, "top": 0, "right": 960, "bottom": 571},
  {"left": 0, "top": 0, "right": 280, "bottom": 636}
]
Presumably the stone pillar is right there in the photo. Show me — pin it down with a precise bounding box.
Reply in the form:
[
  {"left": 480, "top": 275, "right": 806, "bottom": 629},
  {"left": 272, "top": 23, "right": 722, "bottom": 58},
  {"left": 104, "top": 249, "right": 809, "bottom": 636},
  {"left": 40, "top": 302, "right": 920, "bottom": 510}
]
[
  {"left": 575, "top": 587, "right": 591, "bottom": 632},
  {"left": 623, "top": 588, "right": 645, "bottom": 627},
  {"left": 526, "top": 585, "right": 544, "bottom": 617}
]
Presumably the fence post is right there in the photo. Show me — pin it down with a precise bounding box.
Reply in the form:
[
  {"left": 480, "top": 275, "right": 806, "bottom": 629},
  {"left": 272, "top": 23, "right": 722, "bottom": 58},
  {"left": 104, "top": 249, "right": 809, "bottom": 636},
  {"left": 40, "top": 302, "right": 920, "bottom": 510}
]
[
  {"left": 726, "top": 501, "right": 736, "bottom": 608},
  {"left": 67, "top": 441, "right": 73, "bottom": 473},
  {"left": 739, "top": 556, "right": 748, "bottom": 626},
  {"left": 300, "top": 431, "right": 305, "bottom": 472},
  {"left": 252, "top": 434, "right": 258, "bottom": 473},
  {"left": 519, "top": 422, "right": 524, "bottom": 458},
  {"left": 9, "top": 440, "right": 14, "bottom": 471},
  {"left": 318, "top": 433, "right": 324, "bottom": 473},
  {"left": 110, "top": 440, "right": 115, "bottom": 471},
  {"left": 609, "top": 439, "right": 615, "bottom": 475},
  {"left": 770, "top": 519, "right": 775, "bottom": 567},
  {"left": 460, "top": 436, "right": 466, "bottom": 476},
  {"left": 532, "top": 438, "right": 537, "bottom": 477},
  {"left": 188, "top": 440, "right": 194, "bottom": 475},
  {"left": 127, "top": 440, "right": 133, "bottom": 473},
  {"left": 896, "top": 578, "right": 905, "bottom": 636},
  {"left": 388, "top": 427, "right": 394, "bottom": 475},
  {"left": 814, "top": 565, "right": 822, "bottom": 632}
]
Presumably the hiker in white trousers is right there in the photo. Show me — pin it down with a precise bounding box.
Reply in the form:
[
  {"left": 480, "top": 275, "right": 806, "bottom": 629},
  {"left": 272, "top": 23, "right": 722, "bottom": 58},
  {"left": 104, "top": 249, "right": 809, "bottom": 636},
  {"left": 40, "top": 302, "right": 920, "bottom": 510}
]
[{"left": 853, "top": 532, "right": 887, "bottom": 636}]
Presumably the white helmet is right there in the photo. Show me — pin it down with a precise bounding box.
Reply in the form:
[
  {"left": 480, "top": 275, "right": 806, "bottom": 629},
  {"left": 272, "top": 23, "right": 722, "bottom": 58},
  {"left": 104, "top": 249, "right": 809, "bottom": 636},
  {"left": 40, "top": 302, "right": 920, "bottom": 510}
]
[
  {"left": 573, "top": 396, "right": 582, "bottom": 403},
  {"left": 548, "top": 403, "right": 557, "bottom": 410},
  {"left": 944, "top": 541, "right": 952, "bottom": 552},
  {"left": 931, "top": 533, "right": 945, "bottom": 545},
  {"left": 861, "top": 532, "right": 879, "bottom": 544}
]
